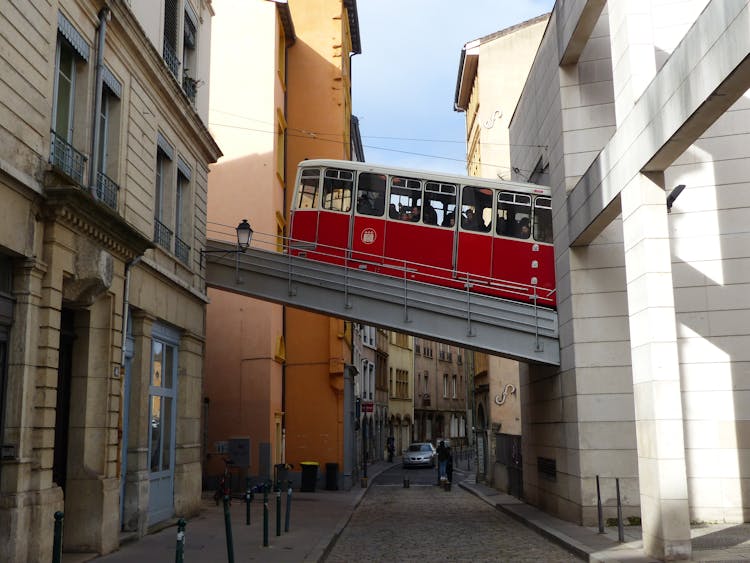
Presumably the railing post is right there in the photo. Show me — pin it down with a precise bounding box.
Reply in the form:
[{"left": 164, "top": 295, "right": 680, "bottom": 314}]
[
  {"left": 275, "top": 483, "right": 282, "bottom": 537},
  {"left": 402, "top": 261, "right": 410, "bottom": 322},
  {"left": 175, "top": 518, "right": 186, "bottom": 563},
  {"left": 52, "top": 511, "right": 64, "bottom": 563},
  {"left": 284, "top": 480, "right": 292, "bottom": 532},
  {"left": 616, "top": 478, "right": 624, "bottom": 542},
  {"left": 223, "top": 495, "right": 235, "bottom": 562},
  {"left": 263, "top": 483, "right": 269, "bottom": 547},
  {"left": 465, "top": 272, "right": 473, "bottom": 336},
  {"left": 245, "top": 477, "right": 252, "bottom": 526},
  {"left": 596, "top": 475, "right": 604, "bottom": 533}
]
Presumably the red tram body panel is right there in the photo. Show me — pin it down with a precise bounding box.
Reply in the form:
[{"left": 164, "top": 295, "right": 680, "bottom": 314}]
[{"left": 290, "top": 159, "right": 556, "bottom": 308}]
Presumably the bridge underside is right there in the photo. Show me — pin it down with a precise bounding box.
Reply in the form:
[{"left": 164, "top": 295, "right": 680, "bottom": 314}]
[{"left": 205, "top": 242, "right": 559, "bottom": 365}]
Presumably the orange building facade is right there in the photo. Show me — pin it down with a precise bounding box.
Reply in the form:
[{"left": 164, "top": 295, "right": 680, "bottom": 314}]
[
  {"left": 282, "top": 0, "right": 361, "bottom": 487},
  {"left": 204, "top": 0, "right": 294, "bottom": 482}
]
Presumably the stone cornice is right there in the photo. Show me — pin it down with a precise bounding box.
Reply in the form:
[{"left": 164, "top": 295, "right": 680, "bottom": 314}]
[{"left": 42, "top": 183, "right": 154, "bottom": 261}]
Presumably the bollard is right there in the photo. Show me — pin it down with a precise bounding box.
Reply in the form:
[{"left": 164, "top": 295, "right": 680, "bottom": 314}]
[
  {"left": 175, "top": 518, "right": 186, "bottom": 563},
  {"left": 263, "top": 483, "right": 269, "bottom": 547},
  {"left": 275, "top": 485, "right": 281, "bottom": 537},
  {"left": 596, "top": 475, "right": 604, "bottom": 533},
  {"left": 223, "top": 495, "right": 235, "bottom": 563},
  {"left": 284, "top": 481, "right": 292, "bottom": 533},
  {"left": 52, "top": 511, "right": 64, "bottom": 563},
  {"left": 245, "top": 477, "right": 252, "bottom": 526},
  {"left": 616, "top": 478, "right": 624, "bottom": 543},
  {"left": 403, "top": 476, "right": 409, "bottom": 488}
]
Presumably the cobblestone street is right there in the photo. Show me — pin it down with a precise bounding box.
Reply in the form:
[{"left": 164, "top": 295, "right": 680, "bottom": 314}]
[{"left": 324, "top": 467, "right": 584, "bottom": 562}]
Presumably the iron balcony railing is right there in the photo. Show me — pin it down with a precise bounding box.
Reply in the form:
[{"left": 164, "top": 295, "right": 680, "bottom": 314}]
[
  {"left": 95, "top": 171, "right": 119, "bottom": 210},
  {"left": 175, "top": 236, "right": 190, "bottom": 265},
  {"left": 154, "top": 218, "right": 173, "bottom": 251},
  {"left": 163, "top": 39, "right": 180, "bottom": 78},
  {"left": 182, "top": 74, "right": 197, "bottom": 104},
  {"left": 50, "top": 130, "right": 87, "bottom": 185}
]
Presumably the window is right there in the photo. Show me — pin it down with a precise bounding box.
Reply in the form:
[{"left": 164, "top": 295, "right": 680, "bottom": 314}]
[
  {"left": 322, "top": 168, "right": 353, "bottom": 212},
  {"left": 424, "top": 182, "right": 457, "bottom": 227},
  {"left": 154, "top": 146, "right": 173, "bottom": 251},
  {"left": 460, "top": 186, "right": 493, "bottom": 232},
  {"left": 534, "top": 196, "right": 553, "bottom": 243},
  {"left": 163, "top": 0, "right": 180, "bottom": 78},
  {"left": 149, "top": 331, "right": 178, "bottom": 475},
  {"left": 496, "top": 191, "right": 532, "bottom": 239},
  {"left": 275, "top": 110, "right": 286, "bottom": 183},
  {"left": 452, "top": 375, "right": 457, "bottom": 398},
  {"left": 388, "top": 176, "right": 422, "bottom": 222},
  {"left": 296, "top": 168, "right": 320, "bottom": 209},
  {"left": 443, "top": 374, "right": 449, "bottom": 398},
  {"left": 356, "top": 173, "right": 386, "bottom": 216},
  {"left": 182, "top": 4, "right": 198, "bottom": 102},
  {"left": 174, "top": 162, "right": 191, "bottom": 264},
  {"left": 51, "top": 15, "right": 89, "bottom": 185},
  {"left": 94, "top": 72, "right": 122, "bottom": 209}
]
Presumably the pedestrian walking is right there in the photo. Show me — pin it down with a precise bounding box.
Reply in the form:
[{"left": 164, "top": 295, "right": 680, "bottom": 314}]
[{"left": 437, "top": 440, "right": 449, "bottom": 482}]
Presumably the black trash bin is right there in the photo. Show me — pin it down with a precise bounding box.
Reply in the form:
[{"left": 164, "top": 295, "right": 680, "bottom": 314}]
[
  {"left": 300, "top": 461, "right": 318, "bottom": 492},
  {"left": 325, "top": 462, "right": 339, "bottom": 491}
]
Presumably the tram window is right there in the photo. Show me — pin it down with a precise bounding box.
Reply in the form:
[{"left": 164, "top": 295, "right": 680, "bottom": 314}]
[
  {"left": 425, "top": 182, "right": 456, "bottom": 227},
  {"left": 389, "top": 176, "right": 422, "bottom": 222},
  {"left": 296, "top": 168, "right": 320, "bottom": 209},
  {"left": 460, "top": 186, "right": 492, "bottom": 232},
  {"left": 496, "top": 191, "right": 531, "bottom": 239},
  {"left": 356, "top": 173, "right": 386, "bottom": 216},
  {"left": 322, "top": 168, "right": 353, "bottom": 212},
  {"left": 534, "top": 196, "right": 553, "bottom": 243}
]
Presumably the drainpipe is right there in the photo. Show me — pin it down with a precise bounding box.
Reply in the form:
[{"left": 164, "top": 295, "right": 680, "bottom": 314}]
[{"left": 89, "top": 7, "right": 110, "bottom": 198}]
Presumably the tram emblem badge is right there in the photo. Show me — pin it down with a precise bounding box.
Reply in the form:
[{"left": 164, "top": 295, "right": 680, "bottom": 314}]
[{"left": 361, "top": 228, "right": 376, "bottom": 244}]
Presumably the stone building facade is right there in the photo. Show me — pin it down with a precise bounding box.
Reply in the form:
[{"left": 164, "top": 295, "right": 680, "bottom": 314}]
[
  {"left": 510, "top": 0, "right": 750, "bottom": 559},
  {"left": 0, "top": 1, "right": 220, "bottom": 560}
]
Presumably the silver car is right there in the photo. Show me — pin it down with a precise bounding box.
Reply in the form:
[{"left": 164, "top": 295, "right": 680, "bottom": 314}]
[{"left": 402, "top": 442, "right": 436, "bottom": 468}]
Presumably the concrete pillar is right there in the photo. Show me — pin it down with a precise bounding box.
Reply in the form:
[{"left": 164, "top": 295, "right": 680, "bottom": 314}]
[{"left": 621, "top": 173, "right": 690, "bottom": 560}]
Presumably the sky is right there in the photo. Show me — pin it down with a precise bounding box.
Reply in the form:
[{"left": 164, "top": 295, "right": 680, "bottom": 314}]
[{"left": 352, "top": 0, "right": 555, "bottom": 176}]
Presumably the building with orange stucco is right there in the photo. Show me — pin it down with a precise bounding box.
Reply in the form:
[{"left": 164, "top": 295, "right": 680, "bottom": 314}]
[
  {"left": 204, "top": 0, "right": 294, "bottom": 484},
  {"left": 282, "top": 0, "right": 362, "bottom": 490}
]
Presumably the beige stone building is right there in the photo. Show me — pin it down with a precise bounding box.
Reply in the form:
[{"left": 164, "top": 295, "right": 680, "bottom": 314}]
[
  {"left": 509, "top": 0, "right": 750, "bottom": 559},
  {"left": 386, "top": 331, "right": 413, "bottom": 456},
  {"left": 413, "top": 338, "right": 467, "bottom": 446},
  {"left": 0, "top": 1, "right": 220, "bottom": 560},
  {"left": 454, "top": 14, "right": 548, "bottom": 495}
]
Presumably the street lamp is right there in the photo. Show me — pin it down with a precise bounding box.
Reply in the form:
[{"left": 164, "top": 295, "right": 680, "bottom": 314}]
[{"left": 200, "top": 219, "right": 253, "bottom": 268}]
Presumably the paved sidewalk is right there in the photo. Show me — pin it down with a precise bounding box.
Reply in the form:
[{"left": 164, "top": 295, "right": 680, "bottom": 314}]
[
  {"left": 458, "top": 474, "right": 750, "bottom": 563},
  {"left": 63, "top": 462, "right": 391, "bottom": 563}
]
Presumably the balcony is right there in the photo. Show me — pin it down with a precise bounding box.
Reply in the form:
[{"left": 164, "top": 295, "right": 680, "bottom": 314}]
[
  {"left": 50, "top": 130, "right": 87, "bottom": 185},
  {"left": 182, "top": 74, "right": 197, "bottom": 104},
  {"left": 175, "top": 236, "right": 190, "bottom": 265},
  {"left": 95, "top": 171, "right": 119, "bottom": 210},
  {"left": 162, "top": 39, "right": 180, "bottom": 79},
  {"left": 154, "top": 218, "right": 173, "bottom": 251}
]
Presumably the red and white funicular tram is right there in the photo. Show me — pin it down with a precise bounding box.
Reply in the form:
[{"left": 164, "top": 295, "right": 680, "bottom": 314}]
[{"left": 289, "top": 159, "right": 556, "bottom": 308}]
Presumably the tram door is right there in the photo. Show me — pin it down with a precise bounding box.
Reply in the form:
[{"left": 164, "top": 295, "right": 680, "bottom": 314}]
[
  {"left": 351, "top": 172, "right": 386, "bottom": 267},
  {"left": 317, "top": 168, "right": 353, "bottom": 262},
  {"left": 456, "top": 186, "right": 493, "bottom": 280}
]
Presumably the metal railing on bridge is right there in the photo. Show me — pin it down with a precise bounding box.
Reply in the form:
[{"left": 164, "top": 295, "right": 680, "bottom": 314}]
[{"left": 203, "top": 226, "right": 559, "bottom": 365}]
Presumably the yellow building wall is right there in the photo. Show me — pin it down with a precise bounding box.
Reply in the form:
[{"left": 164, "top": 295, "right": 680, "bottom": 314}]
[{"left": 283, "top": 0, "right": 353, "bottom": 473}]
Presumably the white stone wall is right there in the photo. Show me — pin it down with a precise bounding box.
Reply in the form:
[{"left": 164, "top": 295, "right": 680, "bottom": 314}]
[
  {"left": 512, "top": 0, "right": 750, "bottom": 538},
  {"left": 665, "top": 92, "right": 750, "bottom": 522}
]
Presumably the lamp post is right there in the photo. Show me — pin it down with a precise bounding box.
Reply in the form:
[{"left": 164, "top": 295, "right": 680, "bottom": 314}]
[{"left": 200, "top": 219, "right": 253, "bottom": 268}]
